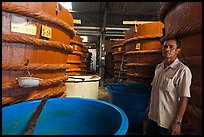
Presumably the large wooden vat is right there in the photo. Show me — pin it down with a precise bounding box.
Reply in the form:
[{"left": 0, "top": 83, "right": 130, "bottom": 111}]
[
  {"left": 111, "top": 40, "right": 127, "bottom": 81},
  {"left": 66, "top": 35, "right": 83, "bottom": 76},
  {"left": 159, "top": 2, "right": 202, "bottom": 134},
  {"left": 86, "top": 52, "right": 93, "bottom": 74},
  {"left": 124, "top": 26, "right": 136, "bottom": 40},
  {"left": 104, "top": 40, "right": 114, "bottom": 79},
  {"left": 2, "top": 2, "right": 75, "bottom": 106},
  {"left": 79, "top": 46, "right": 89, "bottom": 74},
  {"left": 124, "top": 22, "right": 164, "bottom": 83}
]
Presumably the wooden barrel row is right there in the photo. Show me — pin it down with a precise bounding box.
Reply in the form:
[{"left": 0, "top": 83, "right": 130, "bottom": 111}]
[
  {"left": 159, "top": 2, "right": 202, "bottom": 134},
  {"left": 86, "top": 52, "right": 93, "bottom": 73},
  {"left": 124, "top": 22, "right": 164, "bottom": 83},
  {"left": 105, "top": 40, "right": 114, "bottom": 79},
  {"left": 80, "top": 46, "right": 89, "bottom": 73},
  {"left": 66, "top": 35, "right": 84, "bottom": 76},
  {"left": 111, "top": 40, "right": 127, "bottom": 82},
  {"left": 2, "top": 2, "right": 75, "bottom": 106}
]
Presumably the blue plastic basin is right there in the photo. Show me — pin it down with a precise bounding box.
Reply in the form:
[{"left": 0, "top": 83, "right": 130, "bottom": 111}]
[
  {"left": 105, "top": 82, "right": 151, "bottom": 133},
  {"left": 2, "top": 98, "right": 128, "bottom": 135}
]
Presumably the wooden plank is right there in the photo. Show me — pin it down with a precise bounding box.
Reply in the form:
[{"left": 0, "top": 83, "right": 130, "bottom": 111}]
[{"left": 24, "top": 95, "right": 50, "bottom": 135}]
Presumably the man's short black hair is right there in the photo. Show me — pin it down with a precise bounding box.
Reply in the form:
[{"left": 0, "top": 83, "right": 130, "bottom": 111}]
[
  {"left": 163, "top": 38, "right": 181, "bottom": 48},
  {"left": 174, "top": 38, "right": 181, "bottom": 49}
]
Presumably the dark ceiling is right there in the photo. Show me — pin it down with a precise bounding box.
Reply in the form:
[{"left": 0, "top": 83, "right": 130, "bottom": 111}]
[{"left": 64, "top": 2, "right": 161, "bottom": 47}]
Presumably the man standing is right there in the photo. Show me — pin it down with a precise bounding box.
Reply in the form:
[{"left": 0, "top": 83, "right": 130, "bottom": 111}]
[{"left": 146, "top": 38, "right": 192, "bottom": 135}]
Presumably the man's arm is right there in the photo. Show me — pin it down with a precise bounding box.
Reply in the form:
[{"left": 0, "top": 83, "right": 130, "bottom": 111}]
[
  {"left": 175, "top": 97, "right": 188, "bottom": 122},
  {"left": 170, "top": 97, "right": 188, "bottom": 135}
]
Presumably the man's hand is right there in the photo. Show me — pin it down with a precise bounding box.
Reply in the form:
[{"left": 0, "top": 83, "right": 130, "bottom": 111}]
[{"left": 169, "top": 123, "right": 181, "bottom": 135}]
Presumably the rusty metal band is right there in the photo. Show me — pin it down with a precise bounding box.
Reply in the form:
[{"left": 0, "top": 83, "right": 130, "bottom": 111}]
[
  {"left": 2, "top": 63, "right": 70, "bottom": 71},
  {"left": 2, "top": 34, "right": 73, "bottom": 52},
  {"left": 2, "top": 74, "right": 69, "bottom": 91},
  {"left": 125, "top": 50, "right": 161, "bottom": 56},
  {"left": 125, "top": 63, "right": 158, "bottom": 67},
  {"left": 123, "top": 35, "right": 163, "bottom": 45},
  {"left": 67, "top": 61, "right": 81, "bottom": 64},
  {"left": 70, "top": 40, "right": 84, "bottom": 48},
  {"left": 112, "top": 51, "right": 124, "bottom": 55},
  {"left": 70, "top": 51, "right": 83, "bottom": 56},
  {"left": 111, "top": 43, "right": 124, "bottom": 49},
  {"left": 160, "top": 23, "right": 202, "bottom": 44},
  {"left": 126, "top": 73, "right": 153, "bottom": 79},
  {"left": 2, "top": 2, "right": 76, "bottom": 38},
  {"left": 158, "top": 2, "right": 178, "bottom": 22}
]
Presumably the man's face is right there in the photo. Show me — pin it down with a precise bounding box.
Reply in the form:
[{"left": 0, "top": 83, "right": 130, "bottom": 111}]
[{"left": 162, "top": 39, "right": 180, "bottom": 59}]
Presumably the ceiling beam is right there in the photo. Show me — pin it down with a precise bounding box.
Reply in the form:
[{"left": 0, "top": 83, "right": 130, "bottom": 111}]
[
  {"left": 69, "top": 10, "right": 100, "bottom": 14},
  {"left": 74, "top": 26, "right": 100, "bottom": 30},
  {"left": 72, "top": 12, "right": 157, "bottom": 18},
  {"left": 107, "top": 11, "right": 157, "bottom": 16},
  {"left": 105, "top": 34, "right": 124, "bottom": 37},
  {"left": 76, "top": 31, "right": 101, "bottom": 36},
  {"left": 105, "top": 27, "right": 129, "bottom": 31},
  {"left": 76, "top": 30, "right": 125, "bottom": 36},
  {"left": 74, "top": 26, "right": 129, "bottom": 31}
]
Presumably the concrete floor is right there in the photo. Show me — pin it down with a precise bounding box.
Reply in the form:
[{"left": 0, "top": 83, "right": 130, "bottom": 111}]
[{"left": 98, "top": 86, "right": 109, "bottom": 102}]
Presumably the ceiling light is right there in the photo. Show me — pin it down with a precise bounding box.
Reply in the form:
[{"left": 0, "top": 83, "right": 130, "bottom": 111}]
[{"left": 73, "top": 19, "right": 81, "bottom": 24}]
